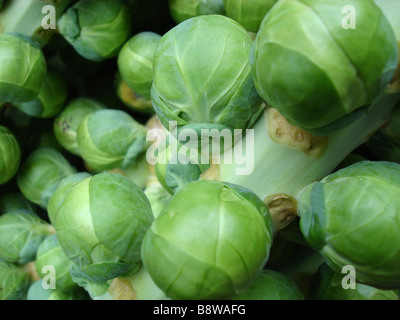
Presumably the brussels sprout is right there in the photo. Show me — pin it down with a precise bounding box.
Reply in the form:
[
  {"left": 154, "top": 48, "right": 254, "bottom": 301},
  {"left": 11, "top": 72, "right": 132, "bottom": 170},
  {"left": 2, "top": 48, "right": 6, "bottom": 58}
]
[
  {"left": 58, "top": 0, "right": 132, "bottom": 62},
  {"left": 118, "top": 32, "right": 161, "bottom": 100},
  {"left": 233, "top": 270, "right": 304, "bottom": 300},
  {"left": 0, "top": 210, "right": 53, "bottom": 264},
  {"left": 151, "top": 15, "right": 263, "bottom": 131},
  {"left": 35, "top": 234, "right": 77, "bottom": 291},
  {"left": 77, "top": 109, "right": 148, "bottom": 172},
  {"left": 55, "top": 172, "right": 154, "bottom": 282},
  {"left": 47, "top": 172, "right": 92, "bottom": 227},
  {"left": 298, "top": 161, "right": 400, "bottom": 289},
  {"left": 0, "top": 193, "right": 35, "bottom": 214},
  {"left": 309, "top": 263, "right": 399, "bottom": 300},
  {"left": 27, "top": 280, "right": 88, "bottom": 300},
  {"left": 53, "top": 98, "right": 104, "bottom": 156},
  {"left": 0, "top": 126, "right": 21, "bottom": 185},
  {"left": 16, "top": 71, "right": 68, "bottom": 118},
  {"left": 142, "top": 180, "right": 275, "bottom": 300},
  {"left": 144, "top": 180, "right": 171, "bottom": 219},
  {"left": 251, "top": 0, "right": 398, "bottom": 132},
  {"left": 168, "top": 0, "right": 225, "bottom": 24},
  {"left": 17, "top": 148, "right": 76, "bottom": 208},
  {"left": 0, "top": 33, "right": 47, "bottom": 103},
  {"left": 0, "top": 261, "right": 30, "bottom": 300},
  {"left": 224, "top": 0, "right": 277, "bottom": 32},
  {"left": 116, "top": 76, "right": 154, "bottom": 114}
]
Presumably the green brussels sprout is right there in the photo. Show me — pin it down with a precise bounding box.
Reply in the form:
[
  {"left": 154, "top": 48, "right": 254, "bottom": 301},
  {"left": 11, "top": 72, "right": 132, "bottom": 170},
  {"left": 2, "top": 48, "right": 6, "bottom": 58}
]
[
  {"left": 151, "top": 15, "right": 263, "bottom": 131},
  {"left": 0, "top": 126, "right": 21, "bottom": 185},
  {"left": 0, "top": 193, "right": 35, "bottom": 214},
  {"left": 233, "top": 270, "right": 304, "bottom": 300},
  {"left": 168, "top": 0, "right": 225, "bottom": 24},
  {"left": 309, "top": 263, "right": 399, "bottom": 300},
  {"left": 17, "top": 148, "right": 76, "bottom": 209},
  {"left": 116, "top": 75, "right": 154, "bottom": 114},
  {"left": 35, "top": 234, "right": 77, "bottom": 291},
  {"left": 53, "top": 98, "right": 104, "bottom": 156},
  {"left": 0, "top": 33, "right": 47, "bottom": 103},
  {"left": 47, "top": 172, "right": 92, "bottom": 227},
  {"left": 0, "top": 210, "right": 54, "bottom": 264},
  {"left": 77, "top": 109, "right": 148, "bottom": 172},
  {"left": 251, "top": 0, "right": 398, "bottom": 132},
  {"left": 27, "top": 280, "right": 88, "bottom": 300},
  {"left": 142, "top": 180, "right": 275, "bottom": 300},
  {"left": 55, "top": 172, "right": 154, "bottom": 282},
  {"left": 223, "top": 0, "right": 277, "bottom": 32},
  {"left": 0, "top": 261, "right": 30, "bottom": 300},
  {"left": 298, "top": 161, "right": 400, "bottom": 289},
  {"left": 16, "top": 71, "right": 68, "bottom": 118},
  {"left": 58, "top": 0, "right": 132, "bottom": 62},
  {"left": 118, "top": 32, "right": 161, "bottom": 101}
]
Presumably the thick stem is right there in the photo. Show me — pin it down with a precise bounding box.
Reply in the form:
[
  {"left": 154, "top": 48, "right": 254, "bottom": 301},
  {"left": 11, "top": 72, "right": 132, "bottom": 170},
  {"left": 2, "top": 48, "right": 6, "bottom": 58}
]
[{"left": 203, "top": 91, "right": 400, "bottom": 201}]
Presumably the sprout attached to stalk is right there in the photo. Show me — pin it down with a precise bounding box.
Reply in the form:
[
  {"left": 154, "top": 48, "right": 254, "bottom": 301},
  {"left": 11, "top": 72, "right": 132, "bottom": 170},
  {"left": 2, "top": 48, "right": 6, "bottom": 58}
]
[
  {"left": 55, "top": 172, "right": 154, "bottom": 282},
  {"left": 0, "top": 126, "right": 21, "bottom": 185},
  {"left": 0, "top": 33, "right": 47, "bottom": 103},
  {"left": 251, "top": 0, "right": 398, "bottom": 134},
  {"left": 298, "top": 161, "right": 400, "bottom": 289},
  {"left": 58, "top": 0, "right": 132, "bottom": 62},
  {"left": 142, "top": 180, "right": 275, "bottom": 300}
]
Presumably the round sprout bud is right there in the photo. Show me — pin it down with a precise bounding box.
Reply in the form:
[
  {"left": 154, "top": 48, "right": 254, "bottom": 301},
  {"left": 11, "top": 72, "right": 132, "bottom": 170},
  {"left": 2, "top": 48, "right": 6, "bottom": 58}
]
[
  {"left": 151, "top": 15, "right": 263, "bottom": 131},
  {"left": 35, "top": 234, "right": 77, "bottom": 291},
  {"left": 16, "top": 71, "right": 68, "bottom": 118},
  {"left": 47, "top": 172, "right": 92, "bottom": 227},
  {"left": 0, "top": 193, "right": 35, "bottom": 214},
  {"left": 17, "top": 148, "right": 76, "bottom": 209},
  {"left": 116, "top": 76, "right": 154, "bottom": 114},
  {"left": 0, "top": 261, "right": 30, "bottom": 300},
  {"left": 309, "top": 263, "right": 399, "bottom": 300},
  {"left": 251, "top": 0, "right": 398, "bottom": 132},
  {"left": 118, "top": 32, "right": 161, "bottom": 101},
  {"left": 55, "top": 172, "right": 154, "bottom": 282},
  {"left": 298, "top": 161, "right": 400, "bottom": 289},
  {"left": 233, "top": 270, "right": 304, "bottom": 300},
  {"left": 0, "top": 126, "right": 21, "bottom": 185},
  {"left": 223, "top": 0, "right": 277, "bottom": 32},
  {"left": 27, "top": 280, "right": 88, "bottom": 300},
  {"left": 0, "top": 210, "right": 54, "bottom": 264},
  {"left": 168, "top": 0, "right": 225, "bottom": 24},
  {"left": 77, "top": 109, "right": 148, "bottom": 172},
  {"left": 0, "top": 33, "right": 47, "bottom": 103},
  {"left": 58, "top": 0, "right": 131, "bottom": 62},
  {"left": 142, "top": 180, "right": 275, "bottom": 300},
  {"left": 53, "top": 98, "right": 104, "bottom": 156}
]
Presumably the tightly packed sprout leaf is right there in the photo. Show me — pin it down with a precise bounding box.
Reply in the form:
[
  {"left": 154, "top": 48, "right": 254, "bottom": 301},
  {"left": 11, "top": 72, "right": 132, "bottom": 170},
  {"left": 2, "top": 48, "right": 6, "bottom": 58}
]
[
  {"left": 58, "top": 0, "right": 132, "bottom": 62},
  {"left": 16, "top": 71, "right": 68, "bottom": 118},
  {"left": 0, "top": 261, "right": 30, "bottom": 300},
  {"left": 151, "top": 15, "right": 263, "bottom": 131},
  {"left": 0, "top": 210, "right": 53, "bottom": 264},
  {"left": 251, "top": 0, "right": 398, "bottom": 132},
  {"left": 17, "top": 148, "right": 76, "bottom": 209},
  {"left": 142, "top": 180, "right": 275, "bottom": 300},
  {"left": 116, "top": 76, "right": 154, "bottom": 114},
  {"left": 118, "top": 32, "right": 161, "bottom": 101},
  {"left": 0, "top": 33, "right": 46, "bottom": 103},
  {"left": 297, "top": 161, "right": 400, "bottom": 289},
  {"left": 233, "top": 270, "right": 304, "bottom": 300},
  {"left": 0, "top": 126, "right": 21, "bottom": 185},
  {"left": 77, "top": 109, "right": 148, "bottom": 172},
  {"left": 55, "top": 172, "right": 154, "bottom": 282},
  {"left": 168, "top": 0, "right": 225, "bottom": 23},
  {"left": 309, "top": 263, "right": 399, "bottom": 300},
  {"left": 223, "top": 0, "right": 277, "bottom": 32},
  {"left": 53, "top": 98, "right": 104, "bottom": 156},
  {"left": 27, "top": 281, "right": 88, "bottom": 301},
  {"left": 35, "top": 234, "right": 77, "bottom": 292}
]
